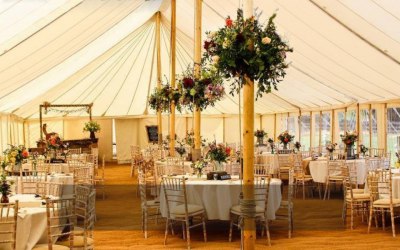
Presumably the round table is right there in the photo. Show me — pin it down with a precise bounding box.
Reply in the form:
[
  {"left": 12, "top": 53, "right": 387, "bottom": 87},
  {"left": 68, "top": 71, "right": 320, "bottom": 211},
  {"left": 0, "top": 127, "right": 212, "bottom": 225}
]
[
  {"left": 160, "top": 176, "right": 282, "bottom": 220},
  {"left": 307, "top": 158, "right": 366, "bottom": 184}
]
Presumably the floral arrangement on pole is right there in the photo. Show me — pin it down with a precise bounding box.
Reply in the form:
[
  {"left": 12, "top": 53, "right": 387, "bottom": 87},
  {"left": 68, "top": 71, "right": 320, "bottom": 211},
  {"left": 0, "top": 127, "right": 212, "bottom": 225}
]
[
  {"left": 277, "top": 131, "right": 294, "bottom": 148},
  {"left": 340, "top": 131, "right": 358, "bottom": 147},
  {"left": 203, "top": 9, "right": 292, "bottom": 97},
  {"left": 148, "top": 82, "right": 182, "bottom": 113},
  {"left": 177, "top": 64, "right": 225, "bottom": 111},
  {"left": 206, "top": 142, "right": 231, "bottom": 164},
  {"left": 325, "top": 143, "right": 337, "bottom": 153}
]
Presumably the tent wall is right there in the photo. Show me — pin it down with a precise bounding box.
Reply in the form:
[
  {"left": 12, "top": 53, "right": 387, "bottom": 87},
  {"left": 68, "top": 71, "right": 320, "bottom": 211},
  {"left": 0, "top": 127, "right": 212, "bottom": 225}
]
[{"left": 0, "top": 114, "right": 24, "bottom": 152}]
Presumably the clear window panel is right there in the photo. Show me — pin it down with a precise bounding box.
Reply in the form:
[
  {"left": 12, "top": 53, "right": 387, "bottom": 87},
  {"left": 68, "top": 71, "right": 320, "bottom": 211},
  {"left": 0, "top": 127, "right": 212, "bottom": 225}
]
[
  {"left": 300, "top": 115, "right": 310, "bottom": 150},
  {"left": 387, "top": 108, "right": 400, "bottom": 163},
  {"left": 287, "top": 117, "right": 296, "bottom": 137},
  {"left": 346, "top": 110, "right": 356, "bottom": 132},
  {"left": 321, "top": 112, "right": 331, "bottom": 145},
  {"left": 313, "top": 113, "right": 320, "bottom": 147},
  {"left": 360, "top": 110, "right": 370, "bottom": 147},
  {"left": 281, "top": 116, "right": 288, "bottom": 132},
  {"left": 337, "top": 111, "right": 345, "bottom": 144},
  {"left": 371, "top": 109, "right": 378, "bottom": 148}
]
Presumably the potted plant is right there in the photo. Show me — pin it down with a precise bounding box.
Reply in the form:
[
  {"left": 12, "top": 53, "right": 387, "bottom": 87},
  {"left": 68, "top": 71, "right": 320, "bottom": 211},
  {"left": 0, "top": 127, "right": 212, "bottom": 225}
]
[
  {"left": 206, "top": 142, "right": 231, "bottom": 171},
  {"left": 326, "top": 143, "right": 337, "bottom": 160},
  {"left": 277, "top": 131, "right": 294, "bottom": 150},
  {"left": 340, "top": 131, "right": 358, "bottom": 159},
  {"left": 83, "top": 121, "right": 101, "bottom": 140},
  {"left": 254, "top": 129, "right": 267, "bottom": 145}
]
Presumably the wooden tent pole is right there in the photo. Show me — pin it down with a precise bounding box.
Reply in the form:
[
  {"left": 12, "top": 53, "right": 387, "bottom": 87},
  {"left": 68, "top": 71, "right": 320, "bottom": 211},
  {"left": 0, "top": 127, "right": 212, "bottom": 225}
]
[
  {"left": 156, "top": 12, "right": 163, "bottom": 146},
  {"left": 242, "top": 2, "right": 255, "bottom": 249},
  {"left": 169, "top": 0, "right": 176, "bottom": 156},
  {"left": 193, "top": 0, "right": 202, "bottom": 161}
]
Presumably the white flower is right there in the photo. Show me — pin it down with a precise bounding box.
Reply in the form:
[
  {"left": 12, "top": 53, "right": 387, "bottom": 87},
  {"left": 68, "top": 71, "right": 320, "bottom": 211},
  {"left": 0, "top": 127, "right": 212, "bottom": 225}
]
[
  {"left": 278, "top": 45, "right": 284, "bottom": 50},
  {"left": 262, "top": 36, "right": 271, "bottom": 44},
  {"left": 212, "top": 55, "right": 220, "bottom": 65},
  {"left": 207, "top": 31, "right": 217, "bottom": 39},
  {"left": 222, "top": 37, "right": 231, "bottom": 49}
]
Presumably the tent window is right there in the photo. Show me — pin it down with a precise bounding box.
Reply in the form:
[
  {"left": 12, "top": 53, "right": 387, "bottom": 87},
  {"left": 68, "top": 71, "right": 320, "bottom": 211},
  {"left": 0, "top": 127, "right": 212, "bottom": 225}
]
[
  {"left": 300, "top": 115, "right": 310, "bottom": 150},
  {"left": 371, "top": 109, "right": 378, "bottom": 148},
  {"left": 387, "top": 107, "right": 400, "bottom": 162},
  {"left": 321, "top": 112, "right": 331, "bottom": 146},
  {"left": 346, "top": 110, "right": 357, "bottom": 132},
  {"left": 360, "top": 109, "right": 371, "bottom": 147},
  {"left": 313, "top": 113, "right": 320, "bottom": 147}
]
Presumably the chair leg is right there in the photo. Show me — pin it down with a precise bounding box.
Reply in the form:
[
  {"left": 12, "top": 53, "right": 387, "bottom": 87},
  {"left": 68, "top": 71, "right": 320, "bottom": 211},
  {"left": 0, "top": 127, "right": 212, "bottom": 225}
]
[
  {"left": 381, "top": 208, "right": 385, "bottom": 230},
  {"left": 368, "top": 205, "right": 373, "bottom": 234},
  {"left": 144, "top": 209, "right": 148, "bottom": 238},
  {"left": 164, "top": 218, "right": 169, "bottom": 245},
  {"left": 288, "top": 207, "right": 292, "bottom": 238},
  {"left": 390, "top": 206, "right": 396, "bottom": 237},
  {"left": 324, "top": 182, "right": 329, "bottom": 200},
  {"left": 185, "top": 218, "right": 191, "bottom": 250},
  {"left": 182, "top": 222, "right": 186, "bottom": 240},
  {"left": 342, "top": 202, "right": 347, "bottom": 223},
  {"left": 350, "top": 203, "right": 354, "bottom": 230},
  {"left": 229, "top": 214, "right": 234, "bottom": 242},
  {"left": 265, "top": 219, "right": 271, "bottom": 246},
  {"left": 202, "top": 214, "right": 207, "bottom": 242},
  {"left": 302, "top": 182, "right": 305, "bottom": 200}
]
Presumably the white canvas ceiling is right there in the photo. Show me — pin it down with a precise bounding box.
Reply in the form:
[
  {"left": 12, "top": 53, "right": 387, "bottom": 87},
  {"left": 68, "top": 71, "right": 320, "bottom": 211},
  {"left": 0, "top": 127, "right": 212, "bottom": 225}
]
[{"left": 0, "top": 0, "right": 399, "bottom": 119}]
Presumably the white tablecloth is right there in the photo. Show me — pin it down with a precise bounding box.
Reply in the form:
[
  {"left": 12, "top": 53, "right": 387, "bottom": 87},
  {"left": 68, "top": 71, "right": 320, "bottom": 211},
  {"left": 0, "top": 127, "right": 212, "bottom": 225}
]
[
  {"left": 1, "top": 194, "right": 48, "bottom": 250},
  {"left": 160, "top": 176, "right": 282, "bottom": 220},
  {"left": 308, "top": 158, "right": 366, "bottom": 184},
  {"left": 256, "top": 153, "right": 279, "bottom": 174},
  {"left": 11, "top": 174, "right": 74, "bottom": 196}
]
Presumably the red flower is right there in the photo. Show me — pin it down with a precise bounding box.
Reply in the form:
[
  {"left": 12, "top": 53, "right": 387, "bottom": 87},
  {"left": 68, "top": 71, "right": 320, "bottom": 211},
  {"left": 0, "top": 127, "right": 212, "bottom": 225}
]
[
  {"left": 284, "top": 138, "right": 289, "bottom": 143},
  {"left": 50, "top": 138, "right": 56, "bottom": 145},
  {"left": 226, "top": 147, "right": 231, "bottom": 155},
  {"left": 22, "top": 150, "right": 29, "bottom": 158},
  {"left": 346, "top": 139, "right": 351, "bottom": 145},
  {"left": 226, "top": 17, "right": 233, "bottom": 27},
  {"left": 182, "top": 77, "right": 194, "bottom": 88}
]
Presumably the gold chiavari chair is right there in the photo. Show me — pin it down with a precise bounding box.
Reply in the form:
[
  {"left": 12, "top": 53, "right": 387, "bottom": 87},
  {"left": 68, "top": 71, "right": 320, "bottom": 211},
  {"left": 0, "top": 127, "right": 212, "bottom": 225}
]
[
  {"left": 68, "top": 148, "right": 82, "bottom": 155},
  {"left": 166, "top": 157, "right": 185, "bottom": 175},
  {"left": 277, "top": 153, "right": 292, "bottom": 180},
  {"left": 324, "top": 159, "right": 346, "bottom": 200},
  {"left": 130, "top": 146, "right": 142, "bottom": 177},
  {"left": 293, "top": 153, "right": 313, "bottom": 200},
  {"left": 138, "top": 170, "right": 160, "bottom": 238},
  {"left": 63, "top": 184, "right": 95, "bottom": 249},
  {"left": 276, "top": 167, "right": 294, "bottom": 238},
  {"left": 162, "top": 176, "right": 207, "bottom": 249},
  {"left": 342, "top": 162, "right": 370, "bottom": 229},
  {"left": 73, "top": 165, "right": 94, "bottom": 185},
  {"left": 93, "top": 155, "right": 106, "bottom": 199},
  {"left": 229, "top": 175, "right": 272, "bottom": 245},
  {"left": 19, "top": 170, "right": 48, "bottom": 194},
  {"left": 0, "top": 201, "right": 18, "bottom": 250},
  {"left": 369, "top": 148, "right": 385, "bottom": 158},
  {"left": 33, "top": 198, "right": 75, "bottom": 249},
  {"left": 367, "top": 170, "right": 400, "bottom": 237}
]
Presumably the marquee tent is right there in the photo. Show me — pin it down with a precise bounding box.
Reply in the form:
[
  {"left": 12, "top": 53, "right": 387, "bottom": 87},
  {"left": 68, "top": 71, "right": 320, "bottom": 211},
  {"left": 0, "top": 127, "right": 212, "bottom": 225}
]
[{"left": 0, "top": 0, "right": 399, "bottom": 162}]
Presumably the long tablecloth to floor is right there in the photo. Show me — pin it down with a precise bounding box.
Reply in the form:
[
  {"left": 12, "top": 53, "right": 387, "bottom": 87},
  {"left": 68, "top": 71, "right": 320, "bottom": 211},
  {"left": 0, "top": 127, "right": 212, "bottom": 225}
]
[{"left": 159, "top": 176, "right": 282, "bottom": 220}]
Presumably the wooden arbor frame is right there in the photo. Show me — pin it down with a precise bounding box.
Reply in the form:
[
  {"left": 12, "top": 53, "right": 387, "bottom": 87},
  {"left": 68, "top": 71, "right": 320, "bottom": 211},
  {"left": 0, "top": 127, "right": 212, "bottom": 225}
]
[{"left": 39, "top": 102, "right": 93, "bottom": 140}]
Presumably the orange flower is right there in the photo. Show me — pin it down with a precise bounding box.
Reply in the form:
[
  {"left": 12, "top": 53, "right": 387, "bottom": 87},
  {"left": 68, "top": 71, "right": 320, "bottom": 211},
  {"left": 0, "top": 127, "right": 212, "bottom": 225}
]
[
  {"left": 226, "top": 17, "right": 233, "bottom": 27},
  {"left": 22, "top": 150, "right": 29, "bottom": 158}
]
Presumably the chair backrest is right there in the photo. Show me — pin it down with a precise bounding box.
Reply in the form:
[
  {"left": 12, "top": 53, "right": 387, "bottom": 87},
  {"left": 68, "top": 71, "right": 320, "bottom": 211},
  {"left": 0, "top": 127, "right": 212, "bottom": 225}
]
[
  {"left": 327, "top": 160, "right": 345, "bottom": 179},
  {"left": 162, "top": 176, "right": 188, "bottom": 218},
  {"left": 367, "top": 169, "right": 392, "bottom": 202},
  {"left": 45, "top": 197, "right": 75, "bottom": 248},
  {"left": 130, "top": 146, "right": 141, "bottom": 158},
  {"left": 292, "top": 153, "right": 306, "bottom": 179},
  {"left": 68, "top": 148, "right": 82, "bottom": 155},
  {"left": 73, "top": 165, "right": 93, "bottom": 185},
  {"left": 369, "top": 148, "right": 385, "bottom": 158},
  {"left": 75, "top": 184, "right": 96, "bottom": 248},
  {"left": 342, "top": 161, "right": 358, "bottom": 200},
  {"left": 301, "top": 150, "right": 310, "bottom": 159},
  {"left": 254, "top": 175, "right": 271, "bottom": 212},
  {"left": 19, "top": 171, "right": 47, "bottom": 194},
  {"left": 366, "top": 158, "right": 384, "bottom": 171},
  {"left": 225, "top": 162, "right": 241, "bottom": 177},
  {"left": 166, "top": 157, "right": 184, "bottom": 175},
  {"left": 0, "top": 201, "right": 18, "bottom": 250}
]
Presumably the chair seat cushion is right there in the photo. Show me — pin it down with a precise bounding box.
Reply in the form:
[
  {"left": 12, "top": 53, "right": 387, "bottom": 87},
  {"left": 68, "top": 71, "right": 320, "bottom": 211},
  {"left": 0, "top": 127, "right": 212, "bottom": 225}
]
[
  {"left": 57, "top": 236, "right": 94, "bottom": 247},
  {"left": 352, "top": 189, "right": 364, "bottom": 194},
  {"left": 346, "top": 193, "right": 370, "bottom": 200},
  {"left": 231, "top": 205, "right": 264, "bottom": 215},
  {"left": 171, "top": 204, "right": 204, "bottom": 215},
  {"left": 146, "top": 199, "right": 160, "bottom": 207},
  {"left": 373, "top": 198, "right": 400, "bottom": 206},
  {"left": 33, "top": 244, "right": 70, "bottom": 250}
]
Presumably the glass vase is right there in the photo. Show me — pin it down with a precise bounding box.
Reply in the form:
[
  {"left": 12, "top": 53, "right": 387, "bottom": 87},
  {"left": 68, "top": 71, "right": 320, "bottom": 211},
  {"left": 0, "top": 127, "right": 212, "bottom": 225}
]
[{"left": 214, "top": 161, "right": 223, "bottom": 172}]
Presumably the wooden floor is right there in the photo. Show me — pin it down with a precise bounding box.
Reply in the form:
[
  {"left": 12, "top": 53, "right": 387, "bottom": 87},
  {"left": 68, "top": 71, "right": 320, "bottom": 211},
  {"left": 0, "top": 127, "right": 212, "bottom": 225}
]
[{"left": 93, "top": 163, "right": 400, "bottom": 249}]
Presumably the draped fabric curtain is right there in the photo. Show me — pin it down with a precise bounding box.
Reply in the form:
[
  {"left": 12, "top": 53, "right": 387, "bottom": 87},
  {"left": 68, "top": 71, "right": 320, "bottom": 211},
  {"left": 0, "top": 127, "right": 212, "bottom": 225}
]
[{"left": 0, "top": 114, "right": 24, "bottom": 152}]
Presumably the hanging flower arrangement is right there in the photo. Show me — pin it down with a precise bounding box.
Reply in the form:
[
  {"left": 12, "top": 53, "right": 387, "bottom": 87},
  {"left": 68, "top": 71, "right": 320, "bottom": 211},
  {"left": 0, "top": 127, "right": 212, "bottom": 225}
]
[
  {"left": 177, "top": 64, "right": 225, "bottom": 111},
  {"left": 148, "top": 83, "right": 182, "bottom": 113},
  {"left": 203, "top": 9, "right": 292, "bottom": 98}
]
